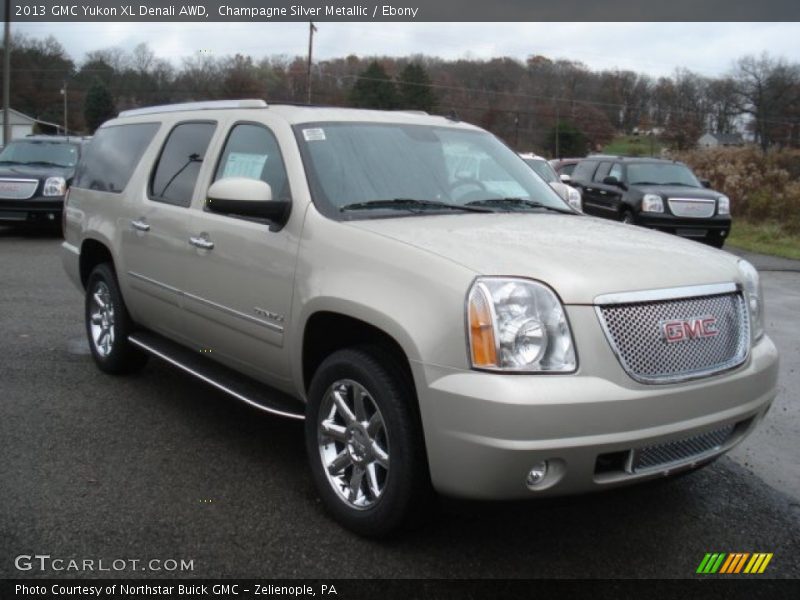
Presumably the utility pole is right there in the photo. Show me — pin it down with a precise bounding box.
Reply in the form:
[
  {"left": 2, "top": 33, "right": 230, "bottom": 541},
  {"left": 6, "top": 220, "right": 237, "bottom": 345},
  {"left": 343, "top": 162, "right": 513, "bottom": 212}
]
[
  {"left": 306, "top": 21, "right": 317, "bottom": 105},
  {"left": 3, "top": 0, "right": 11, "bottom": 146},
  {"left": 554, "top": 100, "right": 560, "bottom": 158},
  {"left": 61, "top": 79, "right": 68, "bottom": 137}
]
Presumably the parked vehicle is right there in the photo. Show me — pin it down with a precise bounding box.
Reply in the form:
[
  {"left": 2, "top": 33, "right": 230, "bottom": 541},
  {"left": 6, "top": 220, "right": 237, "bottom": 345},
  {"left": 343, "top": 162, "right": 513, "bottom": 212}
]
[
  {"left": 568, "top": 155, "right": 731, "bottom": 247},
  {"left": 62, "top": 100, "right": 777, "bottom": 536},
  {"left": 549, "top": 157, "right": 582, "bottom": 182},
  {"left": 0, "top": 135, "right": 88, "bottom": 227},
  {"left": 519, "top": 153, "right": 582, "bottom": 211}
]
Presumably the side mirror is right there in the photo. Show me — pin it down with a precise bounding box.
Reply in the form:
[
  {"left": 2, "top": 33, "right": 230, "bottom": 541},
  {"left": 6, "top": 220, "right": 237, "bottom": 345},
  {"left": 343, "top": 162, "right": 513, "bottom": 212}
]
[
  {"left": 603, "top": 175, "right": 622, "bottom": 186},
  {"left": 207, "top": 177, "right": 290, "bottom": 225},
  {"left": 559, "top": 173, "right": 572, "bottom": 183},
  {"left": 700, "top": 178, "right": 711, "bottom": 188}
]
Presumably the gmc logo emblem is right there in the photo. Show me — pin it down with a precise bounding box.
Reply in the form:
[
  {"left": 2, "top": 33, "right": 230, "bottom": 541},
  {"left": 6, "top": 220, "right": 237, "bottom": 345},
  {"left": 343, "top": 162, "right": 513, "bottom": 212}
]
[{"left": 660, "top": 315, "right": 719, "bottom": 343}]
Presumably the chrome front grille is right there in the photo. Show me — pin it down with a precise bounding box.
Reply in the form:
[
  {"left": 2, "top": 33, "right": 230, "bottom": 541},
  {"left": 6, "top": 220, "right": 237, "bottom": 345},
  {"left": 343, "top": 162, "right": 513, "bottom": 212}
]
[
  {"left": 668, "top": 197, "right": 716, "bottom": 218},
  {"left": 630, "top": 424, "right": 736, "bottom": 472},
  {"left": 0, "top": 178, "right": 38, "bottom": 199},
  {"left": 596, "top": 285, "right": 750, "bottom": 384}
]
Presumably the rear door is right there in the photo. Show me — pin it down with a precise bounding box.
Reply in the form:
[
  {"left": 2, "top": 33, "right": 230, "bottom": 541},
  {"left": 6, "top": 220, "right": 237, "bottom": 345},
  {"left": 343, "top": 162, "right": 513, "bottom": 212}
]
[
  {"left": 180, "top": 119, "right": 301, "bottom": 387},
  {"left": 571, "top": 159, "right": 602, "bottom": 216},
  {"left": 121, "top": 120, "right": 217, "bottom": 343}
]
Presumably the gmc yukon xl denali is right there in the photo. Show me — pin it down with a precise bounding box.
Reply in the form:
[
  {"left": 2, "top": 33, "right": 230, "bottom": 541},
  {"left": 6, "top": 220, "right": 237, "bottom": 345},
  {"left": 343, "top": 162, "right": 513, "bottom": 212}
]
[{"left": 62, "top": 100, "right": 779, "bottom": 536}]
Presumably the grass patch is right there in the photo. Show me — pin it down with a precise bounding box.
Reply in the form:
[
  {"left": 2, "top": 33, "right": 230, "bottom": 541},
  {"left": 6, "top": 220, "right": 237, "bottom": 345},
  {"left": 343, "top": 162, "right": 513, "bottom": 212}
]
[
  {"left": 727, "top": 220, "right": 800, "bottom": 260},
  {"left": 602, "top": 135, "right": 663, "bottom": 157}
]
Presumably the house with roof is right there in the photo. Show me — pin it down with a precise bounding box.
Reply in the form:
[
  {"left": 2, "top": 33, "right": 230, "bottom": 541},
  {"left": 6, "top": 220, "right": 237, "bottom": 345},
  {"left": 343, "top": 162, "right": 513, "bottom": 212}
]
[
  {"left": 697, "top": 132, "right": 744, "bottom": 148},
  {"left": 0, "top": 108, "right": 63, "bottom": 145}
]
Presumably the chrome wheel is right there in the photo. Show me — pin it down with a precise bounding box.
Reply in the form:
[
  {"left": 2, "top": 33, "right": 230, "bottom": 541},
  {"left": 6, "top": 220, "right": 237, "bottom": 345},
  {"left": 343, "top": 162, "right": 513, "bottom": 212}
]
[
  {"left": 317, "top": 379, "right": 389, "bottom": 510},
  {"left": 89, "top": 281, "right": 115, "bottom": 357}
]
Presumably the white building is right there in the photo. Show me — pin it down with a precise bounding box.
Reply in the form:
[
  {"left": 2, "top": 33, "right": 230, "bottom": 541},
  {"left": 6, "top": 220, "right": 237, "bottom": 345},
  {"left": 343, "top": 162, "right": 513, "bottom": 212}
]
[
  {"left": 697, "top": 132, "right": 744, "bottom": 148},
  {"left": 0, "top": 108, "right": 62, "bottom": 145}
]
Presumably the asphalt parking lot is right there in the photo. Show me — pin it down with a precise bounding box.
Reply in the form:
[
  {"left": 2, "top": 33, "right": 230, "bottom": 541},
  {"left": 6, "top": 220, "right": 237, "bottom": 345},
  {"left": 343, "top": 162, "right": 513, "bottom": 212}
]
[{"left": 1, "top": 227, "right": 798, "bottom": 579}]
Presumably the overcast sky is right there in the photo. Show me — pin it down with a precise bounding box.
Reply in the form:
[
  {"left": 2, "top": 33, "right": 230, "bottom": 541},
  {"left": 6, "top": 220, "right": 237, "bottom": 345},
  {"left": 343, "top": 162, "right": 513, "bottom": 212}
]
[{"left": 12, "top": 22, "right": 800, "bottom": 77}]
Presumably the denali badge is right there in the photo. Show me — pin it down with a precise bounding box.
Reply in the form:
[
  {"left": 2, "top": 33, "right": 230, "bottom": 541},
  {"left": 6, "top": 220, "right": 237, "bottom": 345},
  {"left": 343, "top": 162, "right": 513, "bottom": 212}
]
[{"left": 661, "top": 315, "right": 719, "bottom": 343}]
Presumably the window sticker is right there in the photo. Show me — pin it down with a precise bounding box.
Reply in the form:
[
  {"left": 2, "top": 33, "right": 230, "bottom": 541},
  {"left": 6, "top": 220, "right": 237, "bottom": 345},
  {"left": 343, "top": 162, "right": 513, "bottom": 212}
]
[
  {"left": 222, "top": 152, "right": 268, "bottom": 179},
  {"left": 303, "top": 128, "right": 326, "bottom": 141}
]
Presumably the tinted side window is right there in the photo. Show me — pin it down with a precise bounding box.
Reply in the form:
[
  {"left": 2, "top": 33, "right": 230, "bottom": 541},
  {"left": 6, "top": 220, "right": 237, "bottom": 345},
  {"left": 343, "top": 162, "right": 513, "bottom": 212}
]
[
  {"left": 559, "top": 163, "right": 576, "bottom": 176},
  {"left": 594, "top": 162, "right": 612, "bottom": 182},
  {"left": 608, "top": 163, "right": 624, "bottom": 181},
  {"left": 73, "top": 123, "right": 160, "bottom": 193},
  {"left": 571, "top": 160, "right": 599, "bottom": 182},
  {"left": 213, "top": 123, "right": 291, "bottom": 201},
  {"left": 150, "top": 122, "right": 216, "bottom": 207}
]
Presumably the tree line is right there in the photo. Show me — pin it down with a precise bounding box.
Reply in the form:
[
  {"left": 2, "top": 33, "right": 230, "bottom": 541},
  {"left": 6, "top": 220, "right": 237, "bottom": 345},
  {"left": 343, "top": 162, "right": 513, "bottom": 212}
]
[{"left": 2, "top": 34, "right": 799, "bottom": 155}]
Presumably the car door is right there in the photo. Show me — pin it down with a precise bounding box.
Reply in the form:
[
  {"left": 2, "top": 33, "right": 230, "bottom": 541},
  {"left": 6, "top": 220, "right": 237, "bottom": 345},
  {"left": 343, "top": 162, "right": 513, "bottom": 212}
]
[
  {"left": 121, "top": 120, "right": 217, "bottom": 343},
  {"left": 181, "top": 120, "right": 300, "bottom": 387},
  {"left": 575, "top": 160, "right": 606, "bottom": 216},
  {"left": 588, "top": 162, "right": 625, "bottom": 215}
]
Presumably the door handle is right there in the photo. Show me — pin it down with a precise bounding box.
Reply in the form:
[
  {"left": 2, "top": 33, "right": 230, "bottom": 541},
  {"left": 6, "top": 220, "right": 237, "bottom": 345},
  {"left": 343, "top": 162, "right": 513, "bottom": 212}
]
[
  {"left": 131, "top": 219, "right": 150, "bottom": 232},
  {"left": 189, "top": 236, "right": 215, "bottom": 250}
]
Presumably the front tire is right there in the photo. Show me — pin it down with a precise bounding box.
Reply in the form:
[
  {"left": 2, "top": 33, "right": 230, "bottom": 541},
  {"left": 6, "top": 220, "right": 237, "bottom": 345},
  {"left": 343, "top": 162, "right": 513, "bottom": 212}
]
[
  {"left": 305, "top": 346, "right": 430, "bottom": 537},
  {"left": 85, "top": 263, "right": 148, "bottom": 375}
]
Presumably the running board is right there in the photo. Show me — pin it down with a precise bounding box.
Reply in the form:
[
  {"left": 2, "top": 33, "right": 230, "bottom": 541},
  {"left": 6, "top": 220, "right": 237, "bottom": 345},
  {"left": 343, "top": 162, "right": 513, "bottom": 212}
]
[{"left": 128, "top": 331, "right": 305, "bottom": 420}]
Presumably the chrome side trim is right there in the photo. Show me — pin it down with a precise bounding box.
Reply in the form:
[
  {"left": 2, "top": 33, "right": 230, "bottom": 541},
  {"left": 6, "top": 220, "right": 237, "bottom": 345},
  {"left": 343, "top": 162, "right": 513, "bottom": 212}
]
[
  {"left": 127, "top": 270, "right": 181, "bottom": 294},
  {"left": 127, "top": 270, "right": 284, "bottom": 333},
  {"left": 128, "top": 335, "right": 303, "bottom": 420},
  {"left": 594, "top": 282, "right": 738, "bottom": 306},
  {"left": 183, "top": 291, "right": 284, "bottom": 333}
]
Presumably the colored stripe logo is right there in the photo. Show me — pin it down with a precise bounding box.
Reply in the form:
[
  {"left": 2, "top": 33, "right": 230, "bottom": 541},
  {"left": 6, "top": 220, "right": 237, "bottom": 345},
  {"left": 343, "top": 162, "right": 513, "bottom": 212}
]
[{"left": 696, "top": 553, "right": 773, "bottom": 574}]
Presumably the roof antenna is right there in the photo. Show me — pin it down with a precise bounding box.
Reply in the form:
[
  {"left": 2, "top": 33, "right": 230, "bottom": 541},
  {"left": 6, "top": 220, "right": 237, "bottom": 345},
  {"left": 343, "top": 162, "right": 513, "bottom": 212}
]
[{"left": 446, "top": 109, "right": 460, "bottom": 122}]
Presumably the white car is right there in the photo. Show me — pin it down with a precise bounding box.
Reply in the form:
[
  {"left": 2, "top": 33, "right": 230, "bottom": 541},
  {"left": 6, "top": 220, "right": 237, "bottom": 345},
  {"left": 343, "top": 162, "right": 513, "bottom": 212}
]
[{"left": 520, "top": 152, "right": 582, "bottom": 211}]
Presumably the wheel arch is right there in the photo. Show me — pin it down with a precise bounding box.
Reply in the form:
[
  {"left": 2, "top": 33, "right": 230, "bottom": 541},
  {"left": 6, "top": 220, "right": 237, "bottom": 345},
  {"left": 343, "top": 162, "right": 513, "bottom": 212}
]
[{"left": 79, "top": 237, "right": 115, "bottom": 289}]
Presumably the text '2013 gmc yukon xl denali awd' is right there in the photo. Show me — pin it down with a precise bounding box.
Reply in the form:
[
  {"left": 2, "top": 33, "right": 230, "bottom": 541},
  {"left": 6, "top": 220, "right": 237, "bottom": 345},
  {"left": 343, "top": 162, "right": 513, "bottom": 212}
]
[{"left": 62, "top": 100, "right": 779, "bottom": 536}]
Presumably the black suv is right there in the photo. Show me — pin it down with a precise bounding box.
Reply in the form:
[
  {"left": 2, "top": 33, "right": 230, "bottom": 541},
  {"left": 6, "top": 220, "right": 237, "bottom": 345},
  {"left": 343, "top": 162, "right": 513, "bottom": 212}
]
[
  {"left": 569, "top": 155, "right": 731, "bottom": 247},
  {"left": 0, "top": 135, "right": 88, "bottom": 228}
]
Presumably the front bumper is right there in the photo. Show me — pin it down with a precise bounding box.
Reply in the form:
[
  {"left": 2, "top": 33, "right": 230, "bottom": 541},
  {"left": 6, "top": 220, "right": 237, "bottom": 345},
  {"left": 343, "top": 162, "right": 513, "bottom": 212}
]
[
  {"left": 634, "top": 212, "right": 731, "bottom": 242},
  {"left": 414, "top": 334, "right": 778, "bottom": 499},
  {"left": 0, "top": 196, "right": 64, "bottom": 224}
]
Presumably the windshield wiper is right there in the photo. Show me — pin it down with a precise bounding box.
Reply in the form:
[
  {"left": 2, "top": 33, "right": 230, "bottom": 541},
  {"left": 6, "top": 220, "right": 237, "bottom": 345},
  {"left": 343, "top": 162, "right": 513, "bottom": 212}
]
[
  {"left": 663, "top": 182, "right": 696, "bottom": 187},
  {"left": 18, "top": 160, "right": 70, "bottom": 168},
  {"left": 340, "top": 198, "right": 492, "bottom": 213},
  {"left": 466, "top": 197, "right": 573, "bottom": 214}
]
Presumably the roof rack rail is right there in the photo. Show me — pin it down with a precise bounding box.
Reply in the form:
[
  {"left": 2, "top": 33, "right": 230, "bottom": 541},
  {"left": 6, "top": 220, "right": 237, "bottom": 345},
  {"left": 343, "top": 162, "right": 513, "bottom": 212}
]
[{"left": 119, "top": 99, "right": 268, "bottom": 118}]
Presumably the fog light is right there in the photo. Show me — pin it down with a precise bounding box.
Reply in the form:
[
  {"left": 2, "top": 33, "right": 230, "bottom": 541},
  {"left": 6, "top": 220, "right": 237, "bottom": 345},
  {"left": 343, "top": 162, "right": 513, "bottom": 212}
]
[
  {"left": 47, "top": 213, "right": 55, "bottom": 221},
  {"left": 526, "top": 461, "right": 549, "bottom": 487}
]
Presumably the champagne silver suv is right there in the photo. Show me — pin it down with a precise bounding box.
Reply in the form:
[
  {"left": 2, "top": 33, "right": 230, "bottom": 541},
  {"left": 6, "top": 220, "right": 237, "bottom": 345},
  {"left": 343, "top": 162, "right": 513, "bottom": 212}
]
[{"left": 62, "top": 100, "right": 779, "bottom": 536}]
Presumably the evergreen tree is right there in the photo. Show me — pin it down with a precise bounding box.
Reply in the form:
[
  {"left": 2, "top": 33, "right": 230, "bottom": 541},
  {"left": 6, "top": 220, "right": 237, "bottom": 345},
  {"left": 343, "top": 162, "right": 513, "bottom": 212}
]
[
  {"left": 546, "top": 120, "right": 588, "bottom": 157},
  {"left": 349, "top": 61, "right": 398, "bottom": 110},
  {"left": 398, "top": 63, "right": 436, "bottom": 112},
  {"left": 84, "top": 79, "right": 116, "bottom": 133}
]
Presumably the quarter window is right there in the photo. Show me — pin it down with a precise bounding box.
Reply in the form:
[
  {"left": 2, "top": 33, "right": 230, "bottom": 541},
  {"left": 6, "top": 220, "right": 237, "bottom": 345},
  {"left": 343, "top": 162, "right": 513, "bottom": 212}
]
[
  {"left": 150, "top": 122, "right": 216, "bottom": 207},
  {"left": 213, "top": 123, "right": 291, "bottom": 201},
  {"left": 73, "top": 123, "right": 159, "bottom": 193}
]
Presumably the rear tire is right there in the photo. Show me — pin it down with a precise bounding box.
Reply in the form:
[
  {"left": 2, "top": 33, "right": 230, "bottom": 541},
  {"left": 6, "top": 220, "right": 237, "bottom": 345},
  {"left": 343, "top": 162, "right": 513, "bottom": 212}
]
[
  {"left": 85, "top": 263, "right": 148, "bottom": 375},
  {"left": 305, "top": 346, "right": 430, "bottom": 537}
]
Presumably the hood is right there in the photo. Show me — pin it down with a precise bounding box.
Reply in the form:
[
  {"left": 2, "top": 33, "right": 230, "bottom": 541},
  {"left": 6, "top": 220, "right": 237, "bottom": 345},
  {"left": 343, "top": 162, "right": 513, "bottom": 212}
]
[
  {"left": 633, "top": 184, "right": 722, "bottom": 199},
  {"left": 0, "top": 163, "right": 75, "bottom": 180},
  {"left": 348, "top": 213, "right": 741, "bottom": 304}
]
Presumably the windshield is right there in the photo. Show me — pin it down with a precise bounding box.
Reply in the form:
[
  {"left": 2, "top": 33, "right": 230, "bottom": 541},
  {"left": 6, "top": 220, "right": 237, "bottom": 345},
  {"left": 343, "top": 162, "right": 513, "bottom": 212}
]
[
  {"left": 0, "top": 140, "right": 80, "bottom": 168},
  {"left": 522, "top": 158, "right": 558, "bottom": 183},
  {"left": 627, "top": 163, "right": 701, "bottom": 187},
  {"left": 296, "top": 122, "right": 568, "bottom": 218}
]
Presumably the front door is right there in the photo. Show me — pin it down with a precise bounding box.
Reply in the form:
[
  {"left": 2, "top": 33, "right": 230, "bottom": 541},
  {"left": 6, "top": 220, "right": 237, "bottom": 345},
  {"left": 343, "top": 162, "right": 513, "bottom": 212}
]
[{"left": 181, "top": 121, "right": 300, "bottom": 388}]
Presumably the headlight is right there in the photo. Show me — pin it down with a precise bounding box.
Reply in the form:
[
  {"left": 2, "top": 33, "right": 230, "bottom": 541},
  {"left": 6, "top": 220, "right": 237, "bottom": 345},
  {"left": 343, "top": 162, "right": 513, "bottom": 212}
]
[
  {"left": 738, "top": 259, "right": 764, "bottom": 342},
  {"left": 718, "top": 195, "right": 730, "bottom": 215},
  {"left": 641, "top": 194, "right": 664, "bottom": 213},
  {"left": 567, "top": 187, "right": 582, "bottom": 211},
  {"left": 467, "top": 277, "right": 576, "bottom": 372},
  {"left": 43, "top": 177, "right": 67, "bottom": 196}
]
